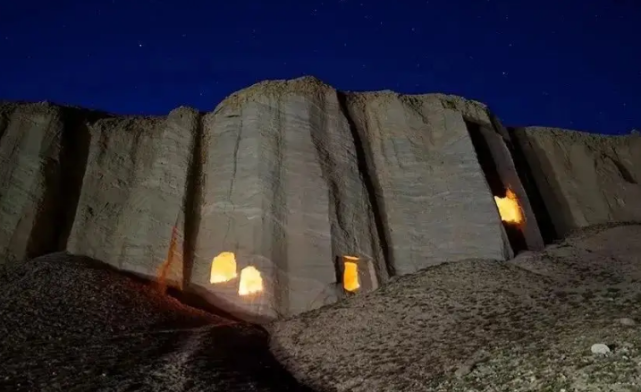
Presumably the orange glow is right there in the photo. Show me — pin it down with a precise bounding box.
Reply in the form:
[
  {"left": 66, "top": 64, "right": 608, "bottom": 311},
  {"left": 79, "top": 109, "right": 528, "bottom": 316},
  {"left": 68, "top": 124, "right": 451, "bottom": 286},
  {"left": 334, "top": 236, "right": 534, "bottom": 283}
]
[
  {"left": 156, "top": 222, "right": 181, "bottom": 293},
  {"left": 210, "top": 252, "right": 238, "bottom": 284},
  {"left": 238, "top": 266, "right": 263, "bottom": 296},
  {"left": 343, "top": 256, "right": 360, "bottom": 292},
  {"left": 494, "top": 189, "right": 524, "bottom": 224}
]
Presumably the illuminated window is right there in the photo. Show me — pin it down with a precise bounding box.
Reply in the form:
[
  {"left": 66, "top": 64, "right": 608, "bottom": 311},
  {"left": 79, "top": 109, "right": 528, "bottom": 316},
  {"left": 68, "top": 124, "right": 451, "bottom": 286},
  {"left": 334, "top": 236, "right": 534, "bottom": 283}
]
[
  {"left": 494, "top": 189, "right": 524, "bottom": 224},
  {"left": 210, "top": 252, "right": 238, "bottom": 284},
  {"left": 343, "top": 255, "right": 360, "bottom": 292},
  {"left": 238, "top": 266, "right": 263, "bottom": 296}
]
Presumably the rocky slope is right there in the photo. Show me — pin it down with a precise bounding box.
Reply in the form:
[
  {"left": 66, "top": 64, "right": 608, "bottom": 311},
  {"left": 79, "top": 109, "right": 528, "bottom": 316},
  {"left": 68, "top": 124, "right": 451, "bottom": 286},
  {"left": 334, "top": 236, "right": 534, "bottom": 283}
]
[
  {"left": 0, "top": 252, "right": 312, "bottom": 392},
  {"left": 270, "top": 223, "right": 641, "bottom": 392},
  {"left": 2, "top": 224, "right": 639, "bottom": 392},
  {"left": 1, "top": 76, "right": 639, "bottom": 322}
]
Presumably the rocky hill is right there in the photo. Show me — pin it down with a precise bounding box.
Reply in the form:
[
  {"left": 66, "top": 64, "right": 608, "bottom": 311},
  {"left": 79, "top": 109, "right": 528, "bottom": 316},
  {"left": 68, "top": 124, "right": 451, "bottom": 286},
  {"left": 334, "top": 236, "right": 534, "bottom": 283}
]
[
  {"left": 0, "top": 252, "right": 312, "bottom": 392},
  {"left": 1, "top": 225, "right": 640, "bottom": 391},
  {"left": 270, "top": 223, "right": 641, "bottom": 392}
]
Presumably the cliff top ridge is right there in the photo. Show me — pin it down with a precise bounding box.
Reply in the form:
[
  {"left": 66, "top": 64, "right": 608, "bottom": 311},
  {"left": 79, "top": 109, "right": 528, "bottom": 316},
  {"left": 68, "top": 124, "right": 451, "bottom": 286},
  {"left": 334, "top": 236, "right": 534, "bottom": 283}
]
[{"left": 1, "top": 75, "right": 637, "bottom": 137}]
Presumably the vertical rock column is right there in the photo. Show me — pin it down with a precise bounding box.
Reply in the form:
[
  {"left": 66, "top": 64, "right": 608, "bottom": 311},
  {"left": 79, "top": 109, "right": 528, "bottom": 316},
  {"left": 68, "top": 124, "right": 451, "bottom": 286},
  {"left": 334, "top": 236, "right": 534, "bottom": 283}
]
[
  {"left": 344, "top": 95, "right": 511, "bottom": 275},
  {"left": 274, "top": 91, "right": 337, "bottom": 316},
  {"left": 67, "top": 108, "right": 199, "bottom": 286},
  {"left": 192, "top": 87, "right": 341, "bottom": 320},
  {"left": 0, "top": 103, "right": 65, "bottom": 263},
  {"left": 317, "top": 90, "right": 388, "bottom": 295},
  {"left": 190, "top": 101, "right": 280, "bottom": 320}
]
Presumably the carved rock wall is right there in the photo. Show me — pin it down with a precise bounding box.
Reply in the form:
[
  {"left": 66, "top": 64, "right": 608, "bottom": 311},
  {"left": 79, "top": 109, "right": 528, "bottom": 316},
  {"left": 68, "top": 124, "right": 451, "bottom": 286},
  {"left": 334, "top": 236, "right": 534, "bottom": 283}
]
[{"left": 1, "top": 76, "right": 636, "bottom": 321}]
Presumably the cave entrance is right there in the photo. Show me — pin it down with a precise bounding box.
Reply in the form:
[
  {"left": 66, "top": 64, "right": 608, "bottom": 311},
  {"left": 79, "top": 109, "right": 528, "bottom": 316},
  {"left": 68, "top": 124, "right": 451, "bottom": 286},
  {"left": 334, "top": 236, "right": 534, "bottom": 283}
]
[{"left": 465, "top": 120, "right": 528, "bottom": 255}]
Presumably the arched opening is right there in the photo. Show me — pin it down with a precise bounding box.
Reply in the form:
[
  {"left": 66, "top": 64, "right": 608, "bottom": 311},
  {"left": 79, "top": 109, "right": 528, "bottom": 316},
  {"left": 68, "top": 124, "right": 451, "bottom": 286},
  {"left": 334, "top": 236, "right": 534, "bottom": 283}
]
[
  {"left": 210, "top": 251, "right": 238, "bottom": 284},
  {"left": 343, "top": 256, "right": 360, "bottom": 292},
  {"left": 238, "top": 266, "right": 263, "bottom": 296}
]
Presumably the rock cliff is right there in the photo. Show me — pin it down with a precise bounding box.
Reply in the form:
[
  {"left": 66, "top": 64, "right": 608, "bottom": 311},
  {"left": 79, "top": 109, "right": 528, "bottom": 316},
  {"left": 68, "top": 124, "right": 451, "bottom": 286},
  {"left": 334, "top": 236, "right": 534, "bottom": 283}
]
[
  {"left": 1, "top": 76, "right": 639, "bottom": 321},
  {"left": 510, "top": 126, "right": 641, "bottom": 238}
]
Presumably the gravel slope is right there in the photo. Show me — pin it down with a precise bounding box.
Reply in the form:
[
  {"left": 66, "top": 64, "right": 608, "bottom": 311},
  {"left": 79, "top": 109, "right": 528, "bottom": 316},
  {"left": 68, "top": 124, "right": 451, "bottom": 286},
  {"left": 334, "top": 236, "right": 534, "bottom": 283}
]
[
  {"left": 270, "top": 223, "right": 641, "bottom": 392},
  {"left": 2, "top": 224, "right": 640, "bottom": 392},
  {"left": 0, "top": 253, "right": 314, "bottom": 392}
]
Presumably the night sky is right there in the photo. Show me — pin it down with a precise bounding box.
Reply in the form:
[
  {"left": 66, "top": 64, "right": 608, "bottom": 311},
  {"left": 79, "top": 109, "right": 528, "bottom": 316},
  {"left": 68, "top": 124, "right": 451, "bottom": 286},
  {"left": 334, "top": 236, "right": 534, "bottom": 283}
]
[{"left": 1, "top": 0, "right": 639, "bottom": 135}]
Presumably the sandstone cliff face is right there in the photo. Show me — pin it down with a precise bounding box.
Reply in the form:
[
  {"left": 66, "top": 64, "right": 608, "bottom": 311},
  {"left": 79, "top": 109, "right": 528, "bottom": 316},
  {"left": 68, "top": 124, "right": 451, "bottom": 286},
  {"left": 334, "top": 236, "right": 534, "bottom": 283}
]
[
  {"left": 511, "top": 127, "right": 641, "bottom": 238},
  {"left": 188, "top": 78, "right": 536, "bottom": 319},
  {"left": 0, "top": 103, "right": 98, "bottom": 264},
  {"left": 342, "top": 92, "right": 511, "bottom": 273},
  {"left": 1, "top": 76, "right": 637, "bottom": 321},
  {"left": 66, "top": 108, "right": 200, "bottom": 288}
]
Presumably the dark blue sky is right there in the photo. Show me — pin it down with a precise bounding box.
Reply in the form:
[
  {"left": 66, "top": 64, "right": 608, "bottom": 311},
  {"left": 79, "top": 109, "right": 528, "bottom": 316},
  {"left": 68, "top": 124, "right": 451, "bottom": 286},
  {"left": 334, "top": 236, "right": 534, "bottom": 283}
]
[{"left": 1, "top": 0, "right": 639, "bottom": 134}]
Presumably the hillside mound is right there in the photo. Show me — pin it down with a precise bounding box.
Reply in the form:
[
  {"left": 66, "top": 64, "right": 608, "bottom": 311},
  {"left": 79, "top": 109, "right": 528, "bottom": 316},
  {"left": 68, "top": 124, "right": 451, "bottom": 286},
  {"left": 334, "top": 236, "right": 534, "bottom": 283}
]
[
  {"left": 270, "top": 223, "right": 641, "bottom": 392},
  {"left": 0, "top": 253, "right": 313, "bottom": 392}
]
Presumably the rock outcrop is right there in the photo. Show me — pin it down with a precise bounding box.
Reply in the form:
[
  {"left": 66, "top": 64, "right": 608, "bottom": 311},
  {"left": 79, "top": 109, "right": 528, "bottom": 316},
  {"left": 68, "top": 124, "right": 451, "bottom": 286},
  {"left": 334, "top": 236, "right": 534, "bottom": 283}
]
[
  {"left": 510, "top": 126, "right": 641, "bottom": 238},
  {"left": 1, "top": 76, "right": 639, "bottom": 322}
]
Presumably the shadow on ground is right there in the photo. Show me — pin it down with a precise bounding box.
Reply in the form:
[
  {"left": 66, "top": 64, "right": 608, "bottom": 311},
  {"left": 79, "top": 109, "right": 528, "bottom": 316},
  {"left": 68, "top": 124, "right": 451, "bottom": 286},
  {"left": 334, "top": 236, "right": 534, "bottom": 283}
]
[{"left": 0, "top": 252, "right": 315, "bottom": 392}]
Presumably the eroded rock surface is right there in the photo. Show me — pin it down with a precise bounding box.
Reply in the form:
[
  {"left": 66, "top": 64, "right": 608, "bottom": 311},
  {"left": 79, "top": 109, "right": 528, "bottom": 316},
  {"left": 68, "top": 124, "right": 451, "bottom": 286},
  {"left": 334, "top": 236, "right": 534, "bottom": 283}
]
[
  {"left": 511, "top": 127, "right": 641, "bottom": 237},
  {"left": 0, "top": 103, "right": 102, "bottom": 263},
  {"left": 66, "top": 108, "right": 200, "bottom": 288},
  {"left": 189, "top": 79, "right": 518, "bottom": 320},
  {"left": 0, "top": 76, "right": 639, "bottom": 321}
]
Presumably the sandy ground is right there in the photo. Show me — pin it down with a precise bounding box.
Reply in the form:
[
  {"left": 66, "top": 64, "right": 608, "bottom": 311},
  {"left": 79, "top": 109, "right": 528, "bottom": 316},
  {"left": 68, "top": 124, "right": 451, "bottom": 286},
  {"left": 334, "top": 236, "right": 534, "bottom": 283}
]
[
  {"left": 270, "top": 223, "right": 641, "bottom": 392},
  {"left": 0, "top": 253, "right": 313, "bottom": 392}
]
